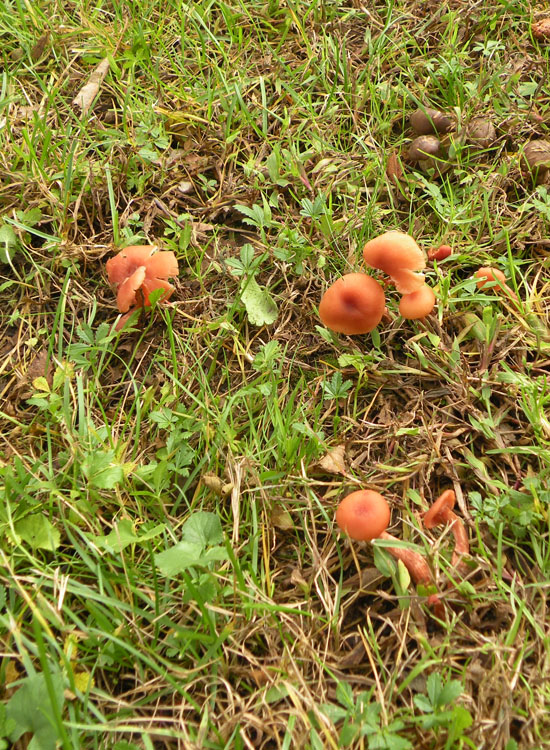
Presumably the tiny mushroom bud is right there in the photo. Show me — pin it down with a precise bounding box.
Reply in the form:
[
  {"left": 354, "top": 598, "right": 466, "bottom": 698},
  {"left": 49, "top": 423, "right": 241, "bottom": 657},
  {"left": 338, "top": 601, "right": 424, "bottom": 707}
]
[
  {"left": 336, "top": 490, "right": 443, "bottom": 613},
  {"left": 427, "top": 244, "right": 452, "bottom": 262},
  {"left": 362, "top": 231, "right": 426, "bottom": 294},
  {"left": 318, "top": 273, "right": 385, "bottom": 335},
  {"left": 474, "top": 267, "right": 518, "bottom": 301},
  {"left": 399, "top": 285, "right": 436, "bottom": 320},
  {"left": 423, "top": 490, "right": 469, "bottom": 575},
  {"left": 410, "top": 107, "right": 454, "bottom": 136}
]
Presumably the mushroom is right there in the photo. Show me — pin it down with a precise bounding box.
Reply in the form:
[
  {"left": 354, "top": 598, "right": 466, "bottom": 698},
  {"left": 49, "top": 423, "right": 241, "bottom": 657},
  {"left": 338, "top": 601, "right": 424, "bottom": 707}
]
[
  {"left": 423, "top": 490, "right": 469, "bottom": 575},
  {"left": 336, "top": 490, "right": 443, "bottom": 613},
  {"left": 474, "top": 267, "right": 518, "bottom": 301},
  {"left": 427, "top": 244, "right": 452, "bottom": 262},
  {"left": 362, "top": 231, "right": 426, "bottom": 294},
  {"left": 407, "top": 135, "right": 442, "bottom": 162},
  {"left": 106, "top": 245, "right": 179, "bottom": 329},
  {"left": 465, "top": 118, "right": 496, "bottom": 150},
  {"left": 521, "top": 140, "right": 550, "bottom": 185},
  {"left": 399, "top": 285, "right": 436, "bottom": 319},
  {"left": 410, "top": 107, "right": 454, "bottom": 136},
  {"left": 318, "top": 273, "right": 385, "bottom": 334}
]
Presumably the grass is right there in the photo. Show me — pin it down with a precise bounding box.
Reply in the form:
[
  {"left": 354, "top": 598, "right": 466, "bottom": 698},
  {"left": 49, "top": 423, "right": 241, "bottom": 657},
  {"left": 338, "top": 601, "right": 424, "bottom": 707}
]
[{"left": 1, "top": 0, "right": 550, "bottom": 747}]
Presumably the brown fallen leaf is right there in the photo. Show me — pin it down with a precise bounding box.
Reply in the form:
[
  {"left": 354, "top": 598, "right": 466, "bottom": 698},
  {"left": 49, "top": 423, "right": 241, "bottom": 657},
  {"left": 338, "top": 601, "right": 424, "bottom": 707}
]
[
  {"left": 386, "top": 150, "right": 403, "bottom": 185},
  {"left": 533, "top": 18, "right": 550, "bottom": 40},
  {"left": 73, "top": 57, "right": 110, "bottom": 115},
  {"left": 317, "top": 444, "right": 347, "bottom": 475},
  {"left": 31, "top": 31, "right": 50, "bottom": 62}
]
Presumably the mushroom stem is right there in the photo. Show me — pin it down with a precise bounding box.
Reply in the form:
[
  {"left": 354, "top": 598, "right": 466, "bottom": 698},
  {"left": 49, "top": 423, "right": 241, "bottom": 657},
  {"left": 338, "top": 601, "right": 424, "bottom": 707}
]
[
  {"left": 379, "top": 531, "right": 444, "bottom": 617},
  {"left": 423, "top": 490, "right": 470, "bottom": 576},
  {"left": 440, "top": 509, "right": 470, "bottom": 573}
]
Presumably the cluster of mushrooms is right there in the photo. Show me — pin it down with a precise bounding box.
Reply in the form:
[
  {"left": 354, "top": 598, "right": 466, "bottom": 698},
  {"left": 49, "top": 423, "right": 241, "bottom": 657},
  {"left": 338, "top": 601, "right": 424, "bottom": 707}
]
[
  {"left": 405, "top": 104, "right": 550, "bottom": 186},
  {"left": 319, "top": 230, "right": 437, "bottom": 334},
  {"left": 335, "top": 489, "right": 469, "bottom": 618}
]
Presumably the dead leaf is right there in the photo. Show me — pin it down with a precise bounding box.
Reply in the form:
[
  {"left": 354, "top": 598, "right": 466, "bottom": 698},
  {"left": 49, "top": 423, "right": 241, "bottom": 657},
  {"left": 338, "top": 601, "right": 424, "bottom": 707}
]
[
  {"left": 317, "top": 444, "right": 347, "bottom": 475},
  {"left": 386, "top": 151, "right": 403, "bottom": 185},
  {"left": 73, "top": 57, "right": 110, "bottom": 115},
  {"left": 271, "top": 507, "right": 294, "bottom": 530},
  {"left": 31, "top": 31, "right": 50, "bottom": 62}
]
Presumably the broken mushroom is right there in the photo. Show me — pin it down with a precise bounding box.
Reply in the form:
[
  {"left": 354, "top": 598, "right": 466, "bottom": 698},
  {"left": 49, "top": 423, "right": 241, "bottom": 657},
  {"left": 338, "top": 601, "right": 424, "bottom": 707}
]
[
  {"left": 362, "top": 231, "right": 426, "bottom": 294},
  {"left": 318, "top": 273, "right": 386, "bottom": 334},
  {"left": 423, "top": 490, "right": 469, "bottom": 575},
  {"left": 399, "top": 284, "right": 436, "bottom": 320},
  {"left": 336, "top": 489, "right": 443, "bottom": 613},
  {"left": 106, "top": 245, "right": 179, "bottom": 330}
]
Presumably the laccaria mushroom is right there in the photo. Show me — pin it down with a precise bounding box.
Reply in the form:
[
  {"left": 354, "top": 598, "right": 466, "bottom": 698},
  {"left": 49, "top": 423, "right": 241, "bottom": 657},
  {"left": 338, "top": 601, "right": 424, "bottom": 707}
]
[
  {"left": 362, "top": 231, "right": 426, "bottom": 294},
  {"left": 423, "top": 490, "right": 469, "bottom": 575},
  {"left": 336, "top": 490, "right": 442, "bottom": 613},
  {"left": 106, "top": 245, "right": 179, "bottom": 329},
  {"left": 318, "top": 273, "right": 385, "bottom": 334},
  {"left": 399, "top": 285, "right": 436, "bottom": 320},
  {"left": 474, "top": 267, "right": 517, "bottom": 301},
  {"left": 427, "top": 244, "right": 452, "bottom": 262}
]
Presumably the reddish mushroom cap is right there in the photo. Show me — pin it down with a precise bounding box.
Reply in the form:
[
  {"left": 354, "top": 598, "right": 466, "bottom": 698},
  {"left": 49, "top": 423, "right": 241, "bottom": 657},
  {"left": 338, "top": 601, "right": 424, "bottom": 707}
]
[
  {"left": 399, "top": 285, "right": 436, "bottom": 320},
  {"left": 116, "top": 266, "right": 147, "bottom": 312},
  {"left": 319, "top": 273, "right": 385, "bottom": 335},
  {"left": 428, "top": 244, "right": 453, "bottom": 262},
  {"left": 362, "top": 231, "right": 426, "bottom": 294},
  {"left": 106, "top": 246, "right": 157, "bottom": 285},
  {"left": 423, "top": 490, "right": 456, "bottom": 529},
  {"left": 335, "top": 490, "right": 391, "bottom": 541},
  {"left": 474, "top": 267, "right": 517, "bottom": 301}
]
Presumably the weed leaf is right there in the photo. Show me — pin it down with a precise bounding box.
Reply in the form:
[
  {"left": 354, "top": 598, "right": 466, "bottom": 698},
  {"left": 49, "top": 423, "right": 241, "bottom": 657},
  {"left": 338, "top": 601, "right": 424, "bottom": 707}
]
[
  {"left": 14, "top": 515, "right": 60, "bottom": 551},
  {"left": 240, "top": 276, "right": 278, "bottom": 326}
]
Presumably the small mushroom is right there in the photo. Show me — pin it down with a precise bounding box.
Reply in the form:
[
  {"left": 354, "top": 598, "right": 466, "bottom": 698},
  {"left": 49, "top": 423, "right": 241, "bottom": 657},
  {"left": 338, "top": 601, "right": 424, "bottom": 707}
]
[
  {"left": 410, "top": 107, "right": 454, "bottom": 136},
  {"left": 106, "top": 245, "right": 179, "bottom": 330},
  {"left": 427, "top": 244, "right": 452, "bottom": 262},
  {"left": 465, "top": 118, "right": 496, "bottom": 150},
  {"left": 336, "top": 490, "right": 443, "bottom": 614},
  {"left": 399, "top": 285, "right": 436, "bottom": 320},
  {"left": 522, "top": 140, "right": 550, "bottom": 185},
  {"left": 474, "top": 267, "right": 517, "bottom": 301},
  {"left": 423, "top": 490, "right": 469, "bottom": 575},
  {"left": 532, "top": 18, "right": 550, "bottom": 40},
  {"left": 362, "top": 231, "right": 426, "bottom": 294},
  {"left": 318, "top": 273, "right": 386, "bottom": 335},
  {"left": 408, "top": 135, "right": 442, "bottom": 162}
]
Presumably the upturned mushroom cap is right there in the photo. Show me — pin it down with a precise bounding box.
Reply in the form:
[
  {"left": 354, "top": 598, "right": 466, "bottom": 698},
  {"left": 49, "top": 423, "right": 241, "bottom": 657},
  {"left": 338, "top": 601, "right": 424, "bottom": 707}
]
[
  {"left": 336, "top": 490, "right": 391, "bottom": 541},
  {"left": 319, "top": 273, "right": 385, "bottom": 334},
  {"left": 106, "top": 246, "right": 157, "bottom": 284},
  {"left": 362, "top": 231, "right": 426, "bottom": 294},
  {"left": 423, "top": 490, "right": 456, "bottom": 529},
  {"left": 117, "top": 266, "right": 147, "bottom": 312},
  {"left": 399, "top": 285, "right": 436, "bottom": 319}
]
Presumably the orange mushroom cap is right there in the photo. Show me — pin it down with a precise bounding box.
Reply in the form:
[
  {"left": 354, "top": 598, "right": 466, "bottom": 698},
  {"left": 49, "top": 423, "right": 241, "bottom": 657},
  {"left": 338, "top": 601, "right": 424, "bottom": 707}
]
[
  {"left": 423, "top": 489, "right": 456, "bottom": 529},
  {"left": 106, "top": 246, "right": 157, "bottom": 285},
  {"left": 474, "top": 267, "right": 517, "bottom": 301},
  {"left": 116, "top": 266, "right": 147, "bottom": 313},
  {"left": 335, "top": 490, "right": 391, "bottom": 541},
  {"left": 399, "top": 284, "right": 436, "bottom": 319},
  {"left": 319, "top": 273, "right": 385, "bottom": 335},
  {"left": 427, "top": 244, "right": 452, "bottom": 262},
  {"left": 362, "top": 231, "right": 426, "bottom": 294}
]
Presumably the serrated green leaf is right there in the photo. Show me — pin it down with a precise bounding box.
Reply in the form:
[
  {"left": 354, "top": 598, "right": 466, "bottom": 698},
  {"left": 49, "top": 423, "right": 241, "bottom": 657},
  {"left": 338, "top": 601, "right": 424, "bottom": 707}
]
[
  {"left": 181, "top": 511, "right": 223, "bottom": 546},
  {"left": 95, "top": 520, "right": 165, "bottom": 553},
  {"left": 14, "top": 515, "right": 60, "bottom": 551},
  {"left": 82, "top": 450, "right": 124, "bottom": 489},
  {"left": 0, "top": 225, "right": 19, "bottom": 263},
  {"left": 240, "top": 276, "right": 278, "bottom": 326},
  {"left": 7, "top": 672, "right": 64, "bottom": 748}
]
